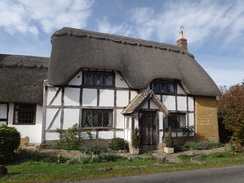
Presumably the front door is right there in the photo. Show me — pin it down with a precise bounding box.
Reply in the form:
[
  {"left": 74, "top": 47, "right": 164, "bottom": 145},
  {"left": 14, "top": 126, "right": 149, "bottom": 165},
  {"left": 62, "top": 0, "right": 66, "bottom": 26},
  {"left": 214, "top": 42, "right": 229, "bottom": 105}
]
[{"left": 139, "top": 111, "right": 157, "bottom": 151}]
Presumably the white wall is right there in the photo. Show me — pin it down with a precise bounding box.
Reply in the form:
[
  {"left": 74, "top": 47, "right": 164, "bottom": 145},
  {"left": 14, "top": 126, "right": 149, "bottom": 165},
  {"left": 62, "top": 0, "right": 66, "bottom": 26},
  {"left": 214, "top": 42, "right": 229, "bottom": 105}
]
[{"left": 8, "top": 104, "right": 43, "bottom": 144}]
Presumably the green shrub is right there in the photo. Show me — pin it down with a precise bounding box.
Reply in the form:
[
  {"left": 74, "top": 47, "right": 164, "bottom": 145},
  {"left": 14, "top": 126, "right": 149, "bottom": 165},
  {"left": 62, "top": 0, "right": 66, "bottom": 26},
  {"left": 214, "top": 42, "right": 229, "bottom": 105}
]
[
  {"left": 109, "top": 138, "right": 128, "bottom": 151},
  {"left": 0, "top": 125, "right": 20, "bottom": 163},
  {"left": 132, "top": 128, "right": 140, "bottom": 148},
  {"left": 166, "top": 127, "right": 174, "bottom": 147},
  {"left": 56, "top": 124, "right": 83, "bottom": 146},
  {"left": 183, "top": 141, "right": 209, "bottom": 150},
  {"left": 80, "top": 140, "right": 108, "bottom": 154}
]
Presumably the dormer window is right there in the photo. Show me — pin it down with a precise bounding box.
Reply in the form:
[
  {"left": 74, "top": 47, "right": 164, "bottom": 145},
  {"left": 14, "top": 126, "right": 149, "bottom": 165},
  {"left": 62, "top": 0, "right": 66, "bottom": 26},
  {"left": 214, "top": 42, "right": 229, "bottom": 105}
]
[
  {"left": 151, "top": 80, "right": 177, "bottom": 94},
  {"left": 83, "top": 71, "right": 114, "bottom": 87}
]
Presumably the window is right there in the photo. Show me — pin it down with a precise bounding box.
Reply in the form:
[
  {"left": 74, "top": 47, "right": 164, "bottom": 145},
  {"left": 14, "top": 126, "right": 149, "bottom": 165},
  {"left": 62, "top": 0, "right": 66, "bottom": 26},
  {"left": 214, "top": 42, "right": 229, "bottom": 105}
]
[
  {"left": 14, "top": 104, "right": 36, "bottom": 124},
  {"left": 163, "top": 113, "right": 186, "bottom": 129},
  {"left": 151, "top": 80, "right": 177, "bottom": 94},
  {"left": 82, "top": 109, "right": 113, "bottom": 127},
  {"left": 83, "top": 71, "right": 114, "bottom": 87}
]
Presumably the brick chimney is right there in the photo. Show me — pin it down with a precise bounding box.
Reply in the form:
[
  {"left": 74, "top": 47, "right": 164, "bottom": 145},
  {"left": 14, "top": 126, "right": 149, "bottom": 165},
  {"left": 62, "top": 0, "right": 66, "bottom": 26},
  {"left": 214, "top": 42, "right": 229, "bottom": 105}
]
[{"left": 176, "top": 29, "right": 188, "bottom": 51}]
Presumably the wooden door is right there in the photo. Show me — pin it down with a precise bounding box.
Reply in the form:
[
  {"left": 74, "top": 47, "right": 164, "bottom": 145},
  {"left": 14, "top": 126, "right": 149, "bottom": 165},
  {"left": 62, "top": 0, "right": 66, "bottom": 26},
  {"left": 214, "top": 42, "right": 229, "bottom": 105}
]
[{"left": 139, "top": 111, "right": 157, "bottom": 151}]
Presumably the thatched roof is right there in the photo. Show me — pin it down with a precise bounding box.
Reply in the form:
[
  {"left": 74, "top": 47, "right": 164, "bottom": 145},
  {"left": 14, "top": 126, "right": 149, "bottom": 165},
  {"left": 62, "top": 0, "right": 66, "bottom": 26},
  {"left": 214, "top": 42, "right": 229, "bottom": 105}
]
[
  {"left": 49, "top": 27, "right": 220, "bottom": 96},
  {"left": 122, "top": 90, "right": 169, "bottom": 116},
  {"left": 0, "top": 54, "right": 49, "bottom": 104}
]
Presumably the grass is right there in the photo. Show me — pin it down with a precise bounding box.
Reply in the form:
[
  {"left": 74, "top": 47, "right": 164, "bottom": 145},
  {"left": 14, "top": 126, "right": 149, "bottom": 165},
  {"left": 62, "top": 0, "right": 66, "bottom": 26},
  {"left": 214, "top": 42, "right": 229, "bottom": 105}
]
[{"left": 1, "top": 150, "right": 244, "bottom": 183}]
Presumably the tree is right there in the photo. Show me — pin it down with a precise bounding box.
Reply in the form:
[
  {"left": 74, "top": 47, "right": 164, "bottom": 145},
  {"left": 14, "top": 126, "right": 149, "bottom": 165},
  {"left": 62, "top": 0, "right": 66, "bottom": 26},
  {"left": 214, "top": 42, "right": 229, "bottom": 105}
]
[{"left": 218, "top": 84, "right": 244, "bottom": 144}]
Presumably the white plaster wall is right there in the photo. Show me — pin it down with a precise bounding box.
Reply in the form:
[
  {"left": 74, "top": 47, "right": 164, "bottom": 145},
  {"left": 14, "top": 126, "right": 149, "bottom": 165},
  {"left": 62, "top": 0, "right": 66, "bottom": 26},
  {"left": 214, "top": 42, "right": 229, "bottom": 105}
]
[
  {"left": 163, "top": 96, "right": 176, "bottom": 110},
  {"left": 116, "top": 109, "right": 124, "bottom": 128},
  {"left": 115, "top": 131, "right": 124, "bottom": 138},
  {"left": 7, "top": 103, "right": 14, "bottom": 124},
  {"left": 46, "top": 108, "right": 61, "bottom": 130},
  {"left": 47, "top": 87, "right": 62, "bottom": 105},
  {"left": 188, "top": 113, "right": 194, "bottom": 127},
  {"left": 177, "top": 84, "right": 186, "bottom": 94},
  {"left": 141, "top": 101, "right": 148, "bottom": 109},
  {"left": 98, "top": 131, "right": 114, "bottom": 139},
  {"left": 188, "top": 97, "right": 194, "bottom": 111},
  {"left": 150, "top": 100, "right": 158, "bottom": 109},
  {"left": 64, "top": 88, "right": 80, "bottom": 106},
  {"left": 130, "top": 91, "right": 138, "bottom": 102},
  {"left": 68, "top": 71, "right": 82, "bottom": 85},
  {"left": 0, "top": 104, "right": 7, "bottom": 118},
  {"left": 115, "top": 72, "right": 128, "bottom": 88},
  {"left": 99, "top": 89, "right": 114, "bottom": 106},
  {"left": 8, "top": 105, "right": 43, "bottom": 144},
  {"left": 45, "top": 132, "right": 60, "bottom": 141},
  {"left": 63, "top": 108, "right": 79, "bottom": 129},
  {"left": 158, "top": 111, "right": 163, "bottom": 130},
  {"left": 177, "top": 96, "right": 187, "bottom": 111},
  {"left": 116, "top": 90, "right": 129, "bottom": 107},
  {"left": 82, "top": 89, "right": 97, "bottom": 106},
  {"left": 159, "top": 131, "right": 164, "bottom": 143}
]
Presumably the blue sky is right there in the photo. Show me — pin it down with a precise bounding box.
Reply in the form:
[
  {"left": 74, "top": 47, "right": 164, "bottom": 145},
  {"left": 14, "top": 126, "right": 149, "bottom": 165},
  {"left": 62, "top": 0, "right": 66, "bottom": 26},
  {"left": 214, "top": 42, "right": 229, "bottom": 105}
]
[{"left": 0, "top": 0, "right": 243, "bottom": 87}]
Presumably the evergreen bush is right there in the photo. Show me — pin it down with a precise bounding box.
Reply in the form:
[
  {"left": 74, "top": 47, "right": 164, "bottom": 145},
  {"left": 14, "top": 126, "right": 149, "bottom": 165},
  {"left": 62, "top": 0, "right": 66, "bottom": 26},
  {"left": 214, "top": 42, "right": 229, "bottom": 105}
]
[
  {"left": 132, "top": 128, "right": 140, "bottom": 148},
  {"left": 0, "top": 125, "right": 20, "bottom": 163},
  {"left": 165, "top": 126, "right": 174, "bottom": 147},
  {"left": 109, "top": 138, "right": 127, "bottom": 151}
]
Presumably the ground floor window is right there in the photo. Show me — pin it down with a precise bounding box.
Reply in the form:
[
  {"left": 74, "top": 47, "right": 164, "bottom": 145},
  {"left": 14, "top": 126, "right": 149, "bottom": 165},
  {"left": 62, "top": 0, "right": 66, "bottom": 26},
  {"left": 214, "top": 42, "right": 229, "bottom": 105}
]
[
  {"left": 82, "top": 109, "right": 113, "bottom": 127},
  {"left": 13, "top": 103, "right": 36, "bottom": 124},
  {"left": 164, "top": 113, "right": 186, "bottom": 129}
]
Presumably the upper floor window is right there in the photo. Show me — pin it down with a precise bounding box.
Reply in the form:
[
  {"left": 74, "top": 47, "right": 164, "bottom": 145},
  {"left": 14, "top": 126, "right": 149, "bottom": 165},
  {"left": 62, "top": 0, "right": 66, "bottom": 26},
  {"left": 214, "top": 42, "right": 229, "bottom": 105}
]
[
  {"left": 151, "top": 80, "right": 177, "bottom": 94},
  {"left": 82, "top": 109, "right": 113, "bottom": 128},
  {"left": 13, "top": 103, "right": 36, "bottom": 125},
  {"left": 83, "top": 71, "right": 114, "bottom": 87},
  {"left": 163, "top": 113, "right": 186, "bottom": 129}
]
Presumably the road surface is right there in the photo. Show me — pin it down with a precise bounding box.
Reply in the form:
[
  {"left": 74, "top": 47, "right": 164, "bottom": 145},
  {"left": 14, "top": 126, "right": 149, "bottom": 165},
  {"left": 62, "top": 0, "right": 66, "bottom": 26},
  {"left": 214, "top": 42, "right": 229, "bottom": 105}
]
[{"left": 62, "top": 164, "right": 244, "bottom": 183}]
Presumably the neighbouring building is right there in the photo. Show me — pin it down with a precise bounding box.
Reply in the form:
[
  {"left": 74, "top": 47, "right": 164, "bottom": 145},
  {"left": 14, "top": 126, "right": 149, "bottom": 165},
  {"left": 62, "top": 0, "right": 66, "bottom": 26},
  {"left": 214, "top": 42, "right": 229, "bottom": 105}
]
[{"left": 0, "top": 27, "right": 220, "bottom": 152}]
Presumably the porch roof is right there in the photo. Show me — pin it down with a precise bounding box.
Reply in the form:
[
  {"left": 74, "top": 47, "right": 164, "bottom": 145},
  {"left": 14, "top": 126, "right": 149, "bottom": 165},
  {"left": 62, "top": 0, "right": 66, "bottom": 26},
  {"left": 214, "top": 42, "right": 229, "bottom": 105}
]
[{"left": 122, "top": 90, "right": 169, "bottom": 116}]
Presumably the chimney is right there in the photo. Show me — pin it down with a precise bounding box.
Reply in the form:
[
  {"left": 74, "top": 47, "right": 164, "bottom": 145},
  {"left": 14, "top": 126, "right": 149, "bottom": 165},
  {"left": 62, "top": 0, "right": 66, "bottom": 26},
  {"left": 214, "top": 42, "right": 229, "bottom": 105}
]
[{"left": 176, "top": 28, "right": 188, "bottom": 51}]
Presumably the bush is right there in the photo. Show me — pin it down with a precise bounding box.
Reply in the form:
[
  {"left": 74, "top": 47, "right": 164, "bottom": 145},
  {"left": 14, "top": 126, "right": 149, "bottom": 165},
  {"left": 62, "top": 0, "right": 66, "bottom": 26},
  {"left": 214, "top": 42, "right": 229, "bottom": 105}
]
[
  {"left": 132, "top": 128, "right": 140, "bottom": 148},
  {"left": 109, "top": 138, "right": 128, "bottom": 151},
  {"left": 56, "top": 124, "right": 83, "bottom": 146},
  {"left": 0, "top": 125, "right": 20, "bottom": 163},
  {"left": 80, "top": 140, "right": 108, "bottom": 154},
  {"left": 166, "top": 127, "right": 174, "bottom": 147},
  {"left": 183, "top": 141, "right": 209, "bottom": 150}
]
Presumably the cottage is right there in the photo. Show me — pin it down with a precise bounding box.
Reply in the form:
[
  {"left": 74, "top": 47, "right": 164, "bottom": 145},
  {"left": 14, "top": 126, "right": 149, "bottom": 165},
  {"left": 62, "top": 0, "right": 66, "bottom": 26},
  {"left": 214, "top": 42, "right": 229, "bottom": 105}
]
[
  {"left": 0, "top": 27, "right": 220, "bottom": 152},
  {"left": 0, "top": 54, "right": 48, "bottom": 143}
]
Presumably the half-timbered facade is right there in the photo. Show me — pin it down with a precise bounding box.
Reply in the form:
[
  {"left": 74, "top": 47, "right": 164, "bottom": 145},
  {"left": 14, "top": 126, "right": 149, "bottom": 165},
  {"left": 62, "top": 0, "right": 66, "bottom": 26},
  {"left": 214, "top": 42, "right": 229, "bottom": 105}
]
[{"left": 0, "top": 27, "right": 220, "bottom": 151}]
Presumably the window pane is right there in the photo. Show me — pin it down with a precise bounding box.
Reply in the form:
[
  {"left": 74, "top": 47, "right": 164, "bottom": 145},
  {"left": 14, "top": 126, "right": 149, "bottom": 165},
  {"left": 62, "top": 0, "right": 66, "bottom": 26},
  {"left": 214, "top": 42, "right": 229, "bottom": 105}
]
[
  {"left": 95, "top": 74, "right": 103, "bottom": 86},
  {"left": 151, "top": 80, "right": 177, "bottom": 94},
  {"left": 83, "top": 72, "right": 114, "bottom": 87},
  {"left": 84, "top": 73, "right": 93, "bottom": 85},
  {"left": 166, "top": 113, "right": 186, "bottom": 129},
  {"left": 104, "top": 75, "right": 113, "bottom": 86},
  {"left": 14, "top": 104, "right": 35, "bottom": 124},
  {"left": 83, "top": 110, "right": 93, "bottom": 127},
  {"left": 83, "top": 109, "right": 112, "bottom": 127}
]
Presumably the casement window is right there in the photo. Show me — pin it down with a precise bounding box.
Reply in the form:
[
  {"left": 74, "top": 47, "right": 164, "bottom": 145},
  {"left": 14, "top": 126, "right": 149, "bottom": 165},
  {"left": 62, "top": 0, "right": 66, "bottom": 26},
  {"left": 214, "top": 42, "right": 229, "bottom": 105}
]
[
  {"left": 151, "top": 80, "right": 177, "bottom": 94},
  {"left": 83, "top": 71, "right": 114, "bottom": 87},
  {"left": 82, "top": 109, "right": 113, "bottom": 127},
  {"left": 13, "top": 103, "right": 36, "bottom": 124},
  {"left": 163, "top": 113, "right": 186, "bottom": 129}
]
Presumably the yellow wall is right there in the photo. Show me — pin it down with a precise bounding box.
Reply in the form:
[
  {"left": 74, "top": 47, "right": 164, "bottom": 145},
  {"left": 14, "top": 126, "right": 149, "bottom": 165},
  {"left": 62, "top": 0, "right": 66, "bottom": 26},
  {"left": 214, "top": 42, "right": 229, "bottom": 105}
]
[{"left": 195, "top": 96, "right": 219, "bottom": 142}]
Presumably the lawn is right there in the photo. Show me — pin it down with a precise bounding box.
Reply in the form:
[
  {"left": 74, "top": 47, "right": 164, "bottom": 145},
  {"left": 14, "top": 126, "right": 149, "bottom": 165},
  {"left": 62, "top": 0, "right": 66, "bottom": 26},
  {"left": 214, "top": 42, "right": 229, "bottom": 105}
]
[{"left": 1, "top": 151, "right": 244, "bottom": 183}]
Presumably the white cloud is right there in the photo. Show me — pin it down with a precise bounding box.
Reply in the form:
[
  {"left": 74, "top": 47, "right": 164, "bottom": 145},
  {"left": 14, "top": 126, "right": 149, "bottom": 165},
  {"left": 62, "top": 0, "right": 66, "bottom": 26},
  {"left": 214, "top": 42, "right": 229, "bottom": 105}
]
[
  {"left": 0, "top": 0, "right": 94, "bottom": 36},
  {"left": 98, "top": 17, "right": 132, "bottom": 36},
  {"left": 103, "top": 0, "right": 244, "bottom": 47}
]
